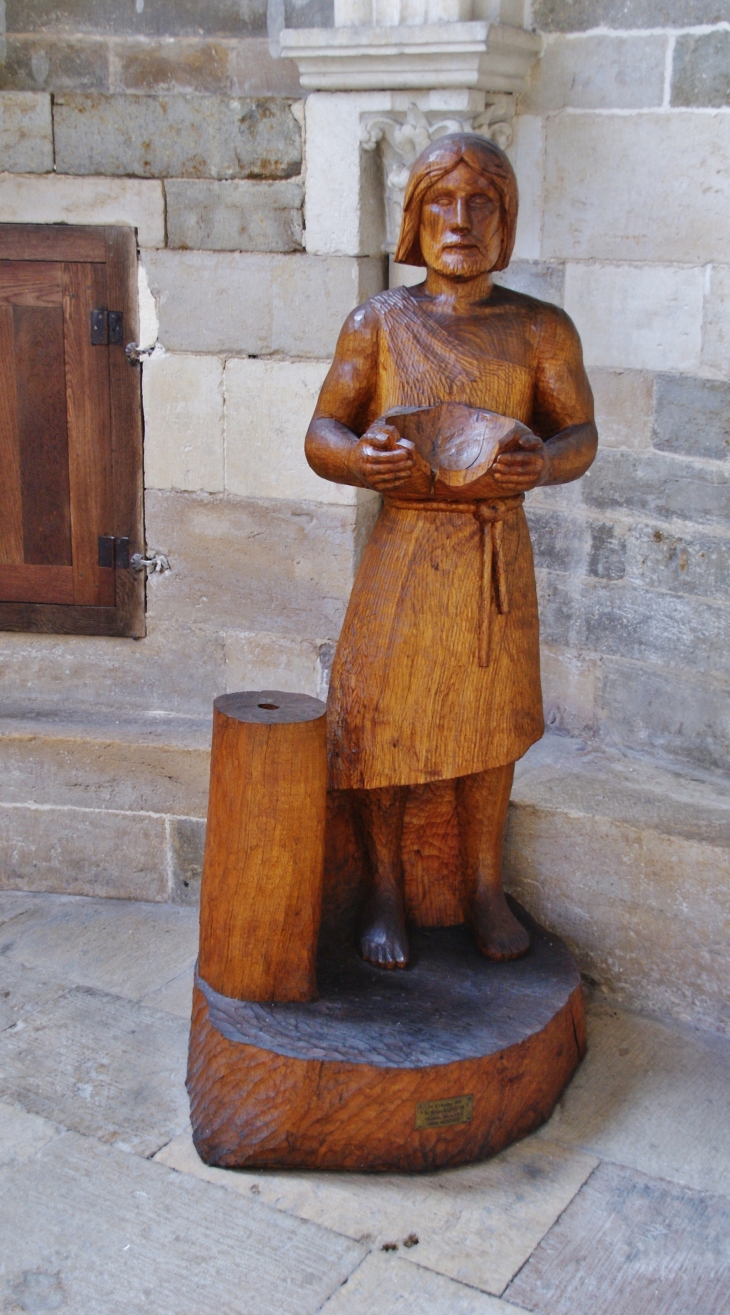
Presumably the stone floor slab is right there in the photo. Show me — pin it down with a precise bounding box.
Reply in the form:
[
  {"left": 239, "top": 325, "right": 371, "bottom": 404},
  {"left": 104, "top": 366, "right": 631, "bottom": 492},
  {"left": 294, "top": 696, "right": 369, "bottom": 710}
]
[
  {"left": 320, "top": 1253, "right": 529, "bottom": 1314},
  {"left": 0, "top": 985, "right": 189, "bottom": 1156},
  {"left": 0, "top": 959, "right": 67, "bottom": 1032},
  {"left": 0, "top": 1100, "right": 59, "bottom": 1172},
  {"left": 535, "top": 1001, "right": 730, "bottom": 1197},
  {"left": 142, "top": 966, "right": 195, "bottom": 1018},
  {"left": 506, "top": 1160, "right": 730, "bottom": 1315},
  {"left": 0, "top": 890, "right": 42, "bottom": 926},
  {"left": 0, "top": 894, "right": 199, "bottom": 1001},
  {"left": 0, "top": 1131, "right": 364, "bottom": 1315},
  {"left": 156, "top": 1132, "right": 596, "bottom": 1295}
]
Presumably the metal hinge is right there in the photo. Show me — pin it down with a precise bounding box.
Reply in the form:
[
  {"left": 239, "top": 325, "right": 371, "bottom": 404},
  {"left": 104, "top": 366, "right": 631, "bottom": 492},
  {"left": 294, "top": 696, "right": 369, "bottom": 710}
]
[
  {"left": 97, "top": 536, "right": 130, "bottom": 569},
  {"left": 90, "top": 309, "right": 124, "bottom": 346}
]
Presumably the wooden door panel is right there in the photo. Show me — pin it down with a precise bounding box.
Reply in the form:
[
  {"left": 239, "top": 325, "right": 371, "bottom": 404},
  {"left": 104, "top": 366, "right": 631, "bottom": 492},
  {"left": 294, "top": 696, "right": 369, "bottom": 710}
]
[
  {"left": 15, "top": 304, "right": 72, "bottom": 566},
  {"left": 0, "top": 305, "right": 23, "bottom": 564},
  {"left": 0, "top": 564, "right": 74, "bottom": 604},
  {"left": 63, "top": 261, "right": 115, "bottom": 608},
  {"left": 0, "top": 261, "right": 63, "bottom": 306},
  {"left": 0, "top": 224, "right": 144, "bottom": 636}
]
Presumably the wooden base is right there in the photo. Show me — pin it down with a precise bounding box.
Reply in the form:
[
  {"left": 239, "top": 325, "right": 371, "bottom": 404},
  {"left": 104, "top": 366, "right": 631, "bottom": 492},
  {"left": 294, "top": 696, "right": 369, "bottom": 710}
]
[{"left": 187, "top": 906, "right": 586, "bottom": 1173}]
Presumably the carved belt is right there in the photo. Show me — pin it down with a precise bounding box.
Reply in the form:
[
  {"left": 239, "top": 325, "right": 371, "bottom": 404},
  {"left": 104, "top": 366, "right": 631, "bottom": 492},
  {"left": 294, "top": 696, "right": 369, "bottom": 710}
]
[{"left": 384, "top": 493, "right": 525, "bottom": 668}]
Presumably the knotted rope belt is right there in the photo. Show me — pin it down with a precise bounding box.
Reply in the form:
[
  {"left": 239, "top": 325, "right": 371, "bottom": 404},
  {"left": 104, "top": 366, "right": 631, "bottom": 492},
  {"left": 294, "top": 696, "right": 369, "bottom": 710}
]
[{"left": 384, "top": 493, "right": 525, "bottom": 668}]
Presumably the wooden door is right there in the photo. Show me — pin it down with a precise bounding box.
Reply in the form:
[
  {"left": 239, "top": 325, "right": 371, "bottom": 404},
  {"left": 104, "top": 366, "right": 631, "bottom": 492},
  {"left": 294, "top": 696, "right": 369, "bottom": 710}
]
[{"left": 0, "top": 225, "right": 144, "bottom": 637}]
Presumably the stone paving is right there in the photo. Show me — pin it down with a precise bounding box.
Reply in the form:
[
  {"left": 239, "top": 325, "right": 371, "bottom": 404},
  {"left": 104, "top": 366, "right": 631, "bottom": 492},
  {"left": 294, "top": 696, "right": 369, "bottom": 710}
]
[{"left": 0, "top": 891, "right": 729, "bottom": 1314}]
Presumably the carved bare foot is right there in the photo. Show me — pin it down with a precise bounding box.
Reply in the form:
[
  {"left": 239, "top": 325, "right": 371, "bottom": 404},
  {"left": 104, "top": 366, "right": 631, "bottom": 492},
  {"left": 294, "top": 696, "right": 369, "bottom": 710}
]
[
  {"left": 358, "top": 885, "right": 409, "bottom": 969},
  {"left": 472, "top": 889, "right": 529, "bottom": 962}
]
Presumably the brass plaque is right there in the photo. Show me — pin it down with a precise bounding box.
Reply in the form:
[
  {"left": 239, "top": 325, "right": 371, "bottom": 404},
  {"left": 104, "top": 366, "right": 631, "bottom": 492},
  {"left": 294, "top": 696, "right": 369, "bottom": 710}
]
[{"left": 415, "top": 1094, "right": 474, "bottom": 1130}]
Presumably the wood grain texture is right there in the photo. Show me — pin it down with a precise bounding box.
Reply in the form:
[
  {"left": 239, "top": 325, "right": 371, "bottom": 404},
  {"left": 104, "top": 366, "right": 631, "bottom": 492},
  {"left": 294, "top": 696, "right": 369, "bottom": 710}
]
[
  {"left": 0, "top": 305, "right": 23, "bottom": 565},
  {"left": 0, "top": 602, "right": 125, "bottom": 634},
  {"left": 0, "top": 261, "right": 63, "bottom": 306},
  {"left": 198, "top": 691, "right": 328, "bottom": 1004},
  {"left": 105, "top": 226, "right": 145, "bottom": 637},
  {"left": 0, "top": 225, "right": 107, "bottom": 263},
  {"left": 0, "top": 564, "right": 74, "bottom": 604},
  {"left": 63, "top": 260, "right": 114, "bottom": 608},
  {"left": 15, "top": 304, "right": 72, "bottom": 566},
  {"left": 187, "top": 916, "right": 586, "bottom": 1172}
]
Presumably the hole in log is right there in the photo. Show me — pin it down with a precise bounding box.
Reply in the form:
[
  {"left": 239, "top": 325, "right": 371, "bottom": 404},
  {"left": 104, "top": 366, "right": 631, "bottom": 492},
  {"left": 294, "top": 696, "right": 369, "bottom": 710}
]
[{"left": 258, "top": 702, "right": 280, "bottom": 710}]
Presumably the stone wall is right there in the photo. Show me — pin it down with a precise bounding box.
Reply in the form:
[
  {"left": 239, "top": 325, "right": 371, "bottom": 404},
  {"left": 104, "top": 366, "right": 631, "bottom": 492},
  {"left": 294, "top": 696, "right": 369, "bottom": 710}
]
[
  {"left": 0, "top": 43, "right": 382, "bottom": 717},
  {"left": 502, "top": 4, "right": 730, "bottom": 773}
]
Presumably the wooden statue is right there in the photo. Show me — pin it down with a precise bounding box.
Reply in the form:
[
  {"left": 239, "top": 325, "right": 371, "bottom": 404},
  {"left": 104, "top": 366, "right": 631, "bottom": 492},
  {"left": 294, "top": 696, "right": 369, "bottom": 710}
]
[
  {"left": 305, "top": 133, "right": 596, "bottom": 971},
  {"left": 187, "top": 133, "right": 595, "bottom": 1172}
]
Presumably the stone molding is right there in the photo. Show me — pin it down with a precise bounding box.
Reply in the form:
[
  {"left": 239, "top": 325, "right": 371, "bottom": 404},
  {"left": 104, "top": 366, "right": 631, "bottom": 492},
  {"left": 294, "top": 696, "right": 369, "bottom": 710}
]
[
  {"left": 279, "top": 21, "right": 541, "bottom": 92},
  {"left": 360, "top": 98, "right": 514, "bottom": 249}
]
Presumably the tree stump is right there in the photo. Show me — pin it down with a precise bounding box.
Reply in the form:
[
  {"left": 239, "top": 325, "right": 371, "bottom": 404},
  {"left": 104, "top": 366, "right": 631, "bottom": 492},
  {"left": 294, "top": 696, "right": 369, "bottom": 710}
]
[{"left": 197, "top": 690, "right": 327, "bottom": 1004}]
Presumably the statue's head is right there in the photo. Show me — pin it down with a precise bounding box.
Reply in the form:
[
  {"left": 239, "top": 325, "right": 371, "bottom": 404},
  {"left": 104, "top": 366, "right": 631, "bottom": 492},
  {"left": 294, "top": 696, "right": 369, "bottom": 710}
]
[{"left": 394, "top": 133, "right": 518, "bottom": 280}]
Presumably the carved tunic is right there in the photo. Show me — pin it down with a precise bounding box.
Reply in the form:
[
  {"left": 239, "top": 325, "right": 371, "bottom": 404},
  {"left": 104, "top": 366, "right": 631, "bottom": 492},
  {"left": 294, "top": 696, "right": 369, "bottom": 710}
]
[{"left": 327, "top": 285, "right": 592, "bottom": 791}]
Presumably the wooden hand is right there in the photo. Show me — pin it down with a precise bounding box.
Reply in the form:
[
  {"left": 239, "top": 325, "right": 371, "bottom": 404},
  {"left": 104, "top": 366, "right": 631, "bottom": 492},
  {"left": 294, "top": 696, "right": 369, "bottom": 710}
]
[
  {"left": 492, "top": 433, "right": 547, "bottom": 494},
  {"left": 349, "top": 422, "right": 416, "bottom": 493}
]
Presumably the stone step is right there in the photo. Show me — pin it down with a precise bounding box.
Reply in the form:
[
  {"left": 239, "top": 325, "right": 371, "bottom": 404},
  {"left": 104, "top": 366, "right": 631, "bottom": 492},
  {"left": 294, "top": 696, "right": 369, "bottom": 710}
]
[{"left": 0, "top": 714, "right": 727, "bottom": 1031}]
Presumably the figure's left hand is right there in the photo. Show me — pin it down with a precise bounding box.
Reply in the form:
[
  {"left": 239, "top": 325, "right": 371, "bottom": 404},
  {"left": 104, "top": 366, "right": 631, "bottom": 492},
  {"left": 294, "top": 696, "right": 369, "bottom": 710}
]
[{"left": 492, "top": 433, "right": 548, "bottom": 493}]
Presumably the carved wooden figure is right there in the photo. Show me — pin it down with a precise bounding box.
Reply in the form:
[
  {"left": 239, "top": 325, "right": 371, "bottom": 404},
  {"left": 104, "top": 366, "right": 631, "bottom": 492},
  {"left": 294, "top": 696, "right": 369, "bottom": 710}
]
[
  {"left": 187, "top": 134, "right": 596, "bottom": 1172},
  {"left": 306, "top": 133, "right": 597, "bottom": 972}
]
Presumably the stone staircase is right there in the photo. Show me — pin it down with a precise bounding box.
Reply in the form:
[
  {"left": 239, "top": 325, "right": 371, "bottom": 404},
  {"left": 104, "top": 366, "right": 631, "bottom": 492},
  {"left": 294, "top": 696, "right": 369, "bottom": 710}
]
[{"left": 1, "top": 707, "right": 727, "bottom": 1034}]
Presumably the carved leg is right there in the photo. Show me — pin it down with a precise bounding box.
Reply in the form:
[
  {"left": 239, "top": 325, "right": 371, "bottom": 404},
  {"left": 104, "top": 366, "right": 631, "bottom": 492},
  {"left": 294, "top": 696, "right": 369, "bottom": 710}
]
[
  {"left": 456, "top": 764, "right": 529, "bottom": 962},
  {"left": 355, "top": 785, "right": 409, "bottom": 970}
]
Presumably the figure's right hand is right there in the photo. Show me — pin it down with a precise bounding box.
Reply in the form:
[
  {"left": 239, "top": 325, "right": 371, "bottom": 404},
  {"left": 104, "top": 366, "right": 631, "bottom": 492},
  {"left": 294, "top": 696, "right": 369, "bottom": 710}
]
[{"left": 349, "top": 422, "right": 416, "bottom": 493}]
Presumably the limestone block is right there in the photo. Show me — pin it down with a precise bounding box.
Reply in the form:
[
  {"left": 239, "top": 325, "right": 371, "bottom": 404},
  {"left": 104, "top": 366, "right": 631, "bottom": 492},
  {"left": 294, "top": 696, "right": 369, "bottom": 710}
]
[
  {"left": 597, "top": 658, "right": 730, "bottom": 774},
  {"left": 225, "top": 356, "right": 356, "bottom": 503},
  {"left": 625, "top": 522, "right": 730, "bottom": 602},
  {"left": 521, "top": 34, "right": 666, "bottom": 112},
  {"left": 0, "top": 803, "right": 169, "bottom": 900},
  {"left": 157, "top": 1129, "right": 596, "bottom": 1297},
  {"left": 0, "top": 1133, "right": 363, "bottom": 1315},
  {"left": 0, "top": 92, "right": 52, "bottom": 172},
  {"left": 653, "top": 374, "right": 730, "bottom": 461},
  {"left": 582, "top": 447, "right": 730, "bottom": 528},
  {"left": 143, "top": 353, "right": 225, "bottom": 493},
  {"left": 112, "top": 38, "right": 236, "bottom": 95},
  {"left": 0, "top": 897, "right": 199, "bottom": 1001},
  {"left": 0, "top": 990, "right": 190, "bottom": 1156},
  {"left": 0, "top": 172, "right": 164, "bottom": 246},
  {"left": 6, "top": 0, "right": 269, "bottom": 37},
  {"left": 672, "top": 30, "right": 730, "bottom": 108},
  {"left": 142, "top": 250, "right": 273, "bottom": 353},
  {"left": 532, "top": 0, "right": 730, "bottom": 29},
  {"left": 536, "top": 1002, "right": 730, "bottom": 1198},
  {"left": 0, "top": 712, "right": 210, "bottom": 815},
  {"left": 272, "top": 253, "right": 386, "bottom": 356},
  {"left": 229, "top": 39, "right": 305, "bottom": 96},
  {"left": 170, "top": 817, "right": 206, "bottom": 906},
  {"left": 587, "top": 522, "right": 626, "bottom": 581},
  {"left": 166, "top": 178, "right": 303, "bottom": 252},
  {"left": 540, "top": 566, "right": 730, "bottom": 681},
  {"left": 144, "top": 489, "right": 359, "bottom": 639},
  {"left": 545, "top": 113, "right": 730, "bottom": 265},
  {"left": 525, "top": 505, "right": 588, "bottom": 575},
  {"left": 318, "top": 1254, "right": 527, "bottom": 1313},
  {"left": 702, "top": 264, "right": 730, "bottom": 380},
  {"left": 507, "top": 113, "right": 542, "bottom": 262},
  {"left": 588, "top": 369, "right": 654, "bottom": 451},
  {"left": 53, "top": 93, "right": 301, "bottom": 179},
  {"left": 0, "top": 1101, "right": 59, "bottom": 1172},
  {"left": 564, "top": 264, "right": 704, "bottom": 372},
  {"left": 304, "top": 90, "right": 390, "bottom": 257},
  {"left": 539, "top": 645, "right": 596, "bottom": 738},
  {"left": 0, "top": 618, "right": 227, "bottom": 719},
  {"left": 0, "top": 35, "right": 109, "bottom": 94},
  {"left": 495, "top": 259, "right": 564, "bottom": 306},
  {"left": 224, "top": 630, "right": 323, "bottom": 699}
]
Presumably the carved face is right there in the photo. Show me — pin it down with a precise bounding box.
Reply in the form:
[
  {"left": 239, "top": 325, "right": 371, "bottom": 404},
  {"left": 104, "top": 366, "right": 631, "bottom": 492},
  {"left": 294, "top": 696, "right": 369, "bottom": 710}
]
[{"left": 419, "top": 162, "right": 503, "bottom": 281}]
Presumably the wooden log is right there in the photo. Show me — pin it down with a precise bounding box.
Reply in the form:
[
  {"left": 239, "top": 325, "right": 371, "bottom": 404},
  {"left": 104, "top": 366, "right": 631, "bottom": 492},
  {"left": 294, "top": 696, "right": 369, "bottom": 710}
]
[{"left": 197, "top": 690, "right": 327, "bottom": 1004}]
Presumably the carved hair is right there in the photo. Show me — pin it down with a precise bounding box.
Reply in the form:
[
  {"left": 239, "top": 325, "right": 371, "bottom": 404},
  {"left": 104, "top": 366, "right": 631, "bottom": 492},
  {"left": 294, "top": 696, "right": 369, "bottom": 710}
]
[{"left": 394, "top": 133, "right": 518, "bottom": 272}]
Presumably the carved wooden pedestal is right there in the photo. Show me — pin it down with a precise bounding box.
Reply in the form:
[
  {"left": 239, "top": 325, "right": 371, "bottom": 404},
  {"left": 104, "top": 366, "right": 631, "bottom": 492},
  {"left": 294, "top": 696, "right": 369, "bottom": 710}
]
[{"left": 187, "top": 908, "right": 585, "bottom": 1173}]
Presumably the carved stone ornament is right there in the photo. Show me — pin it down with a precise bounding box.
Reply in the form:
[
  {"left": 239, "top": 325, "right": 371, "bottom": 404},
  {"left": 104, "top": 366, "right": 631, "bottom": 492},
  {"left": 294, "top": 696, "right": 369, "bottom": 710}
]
[{"left": 361, "top": 98, "right": 515, "bottom": 252}]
